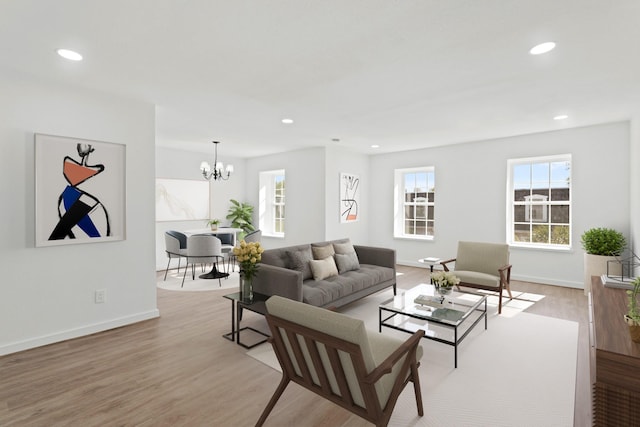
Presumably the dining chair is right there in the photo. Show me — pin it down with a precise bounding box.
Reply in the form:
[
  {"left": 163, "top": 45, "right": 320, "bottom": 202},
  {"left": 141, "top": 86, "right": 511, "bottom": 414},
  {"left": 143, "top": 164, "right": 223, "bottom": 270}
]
[
  {"left": 182, "top": 235, "right": 225, "bottom": 287},
  {"left": 164, "top": 230, "right": 188, "bottom": 280}
]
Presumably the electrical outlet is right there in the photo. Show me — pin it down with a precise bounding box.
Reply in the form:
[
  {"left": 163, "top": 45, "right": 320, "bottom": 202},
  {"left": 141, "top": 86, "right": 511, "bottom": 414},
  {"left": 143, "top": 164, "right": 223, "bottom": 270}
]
[{"left": 95, "top": 289, "right": 106, "bottom": 304}]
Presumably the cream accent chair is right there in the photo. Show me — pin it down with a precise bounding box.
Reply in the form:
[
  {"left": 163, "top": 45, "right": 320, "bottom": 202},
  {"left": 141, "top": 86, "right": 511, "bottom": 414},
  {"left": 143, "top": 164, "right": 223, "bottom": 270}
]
[
  {"left": 256, "top": 296, "right": 424, "bottom": 427},
  {"left": 440, "top": 241, "right": 513, "bottom": 314}
]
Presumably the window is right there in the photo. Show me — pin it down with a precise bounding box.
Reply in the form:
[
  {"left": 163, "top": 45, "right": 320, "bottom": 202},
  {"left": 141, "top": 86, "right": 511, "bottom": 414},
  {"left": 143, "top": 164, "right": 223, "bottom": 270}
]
[
  {"left": 507, "top": 155, "right": 571, "bottom": 249},
  {"left": 394, "top": 167, "right": 435, "bottom": 239},
  {"left": 274, "top": 174, "right": 285, "bottom": 233},
  {"left": 259, "top": 169, "right": 285, "bottom": 237}
]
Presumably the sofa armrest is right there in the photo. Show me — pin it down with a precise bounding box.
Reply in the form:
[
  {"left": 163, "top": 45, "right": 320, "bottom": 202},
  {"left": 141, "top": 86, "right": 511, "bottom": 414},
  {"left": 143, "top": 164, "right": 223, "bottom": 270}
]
[
  {"left": 252, "top": 263, "right": 304, "bottom": 302},
  {"left": 354, "top": 245, "right": 396, "bottom": 270}
]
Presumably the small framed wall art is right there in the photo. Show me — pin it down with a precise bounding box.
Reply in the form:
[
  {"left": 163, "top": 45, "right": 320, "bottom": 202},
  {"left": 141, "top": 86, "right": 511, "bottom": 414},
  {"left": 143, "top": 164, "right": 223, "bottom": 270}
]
[
  {"left": 340, "top": 172, "right": 360, "bottom": 223},
  {"left": 35, "top": 133, "right": 126, "bottom": 247}
]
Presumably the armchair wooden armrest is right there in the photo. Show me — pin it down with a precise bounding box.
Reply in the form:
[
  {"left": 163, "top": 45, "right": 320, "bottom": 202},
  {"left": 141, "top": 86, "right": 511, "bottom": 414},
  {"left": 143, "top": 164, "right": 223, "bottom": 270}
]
[
  {"left": 364, "top": 330, "right": 424, "bottom": 383},
  {"left": 440, "top": 258, "right": 456, "bottom": 272}
]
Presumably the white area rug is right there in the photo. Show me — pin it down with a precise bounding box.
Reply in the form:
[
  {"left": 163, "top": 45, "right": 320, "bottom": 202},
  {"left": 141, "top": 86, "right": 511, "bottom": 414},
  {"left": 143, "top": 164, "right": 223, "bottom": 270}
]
[
  {"left": 157, "top": 268, "right": 240, "bottom": 291},
  {"left": 246, "top": 288, "right": 578, "bottom": 427}
]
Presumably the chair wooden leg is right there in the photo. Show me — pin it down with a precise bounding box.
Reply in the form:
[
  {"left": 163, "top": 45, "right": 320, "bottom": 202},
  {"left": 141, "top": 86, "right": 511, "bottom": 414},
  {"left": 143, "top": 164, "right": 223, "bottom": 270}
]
[
  {"left": 498, "top": 287, "right": 503, "bottom": 314},
  {"left": 411, "top": 363, "right": 423, "bottom": 416},
  {"left": 255, "top": 376, "right": 291, "bottom": 427}
]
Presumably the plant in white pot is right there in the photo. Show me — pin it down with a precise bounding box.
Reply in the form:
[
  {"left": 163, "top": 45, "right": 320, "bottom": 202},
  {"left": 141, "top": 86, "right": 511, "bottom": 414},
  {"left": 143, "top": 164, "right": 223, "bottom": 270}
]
[
  {"left": 581, "top": 227, "right": 626, "bottom": 295},
  {"left": 207, "top": 219, "right": 220, "bottom": 231}
]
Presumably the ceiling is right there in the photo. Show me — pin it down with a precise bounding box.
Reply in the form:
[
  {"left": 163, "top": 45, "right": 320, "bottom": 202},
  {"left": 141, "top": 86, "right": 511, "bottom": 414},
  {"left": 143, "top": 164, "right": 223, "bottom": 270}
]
[{"left": 1, "top": 1, "right": 639, "bottom": 158}]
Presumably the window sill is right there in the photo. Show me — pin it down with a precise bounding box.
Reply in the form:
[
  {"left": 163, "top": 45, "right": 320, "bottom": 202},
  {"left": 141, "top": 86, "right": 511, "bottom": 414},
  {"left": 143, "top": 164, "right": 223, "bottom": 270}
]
[
  {"left": 508, "top": 243, "right": 573, "bottom": 253},
  {"left": 394, "top": 235, "right": 435, "bottom": 242}
]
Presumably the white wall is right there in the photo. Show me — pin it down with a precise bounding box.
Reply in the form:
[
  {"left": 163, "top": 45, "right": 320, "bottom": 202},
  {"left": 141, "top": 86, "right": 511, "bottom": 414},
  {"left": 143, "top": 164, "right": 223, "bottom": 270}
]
[
  {"left": 368, "top": 122, "right": 630, "bottom": 288},
  {"left": 631, "top": 114, "right": 640, "bottom": 270},
  {"left": 0, "top": 69, "right": 158, "bottom": 355},
  {"left": 155, "top": 145, "right": 245, "bottom": 269},
  {"left": 246, "top": 147, "right": 326, "bottom": 249}
]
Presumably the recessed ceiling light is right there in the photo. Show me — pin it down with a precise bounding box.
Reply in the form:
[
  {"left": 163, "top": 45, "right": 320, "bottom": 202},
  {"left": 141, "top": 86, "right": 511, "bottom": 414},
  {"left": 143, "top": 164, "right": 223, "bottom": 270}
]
[
  {"left": 281, "top": 118, "right": 294, "bottom": 124},
  {"left": 553, "top": 115, "right": 569, "bottom": 120},
  {"left": 529, "top": 42, "right": 556, "bottom": 55},
  {"left": 371, "top": 145, "right": 380, "bottom": 148},
  {"left": 331, "top": 138, "right": 340, "bottom": 142},
  {"left": 56, "top": 48, "right": 83, "bottom": 61}
]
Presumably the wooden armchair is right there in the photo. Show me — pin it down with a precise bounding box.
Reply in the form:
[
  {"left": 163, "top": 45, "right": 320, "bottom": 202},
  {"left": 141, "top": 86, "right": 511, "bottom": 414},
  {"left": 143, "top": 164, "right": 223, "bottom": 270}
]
[
  {"left": 440, "top": 241, "right": 513, "bottom": 314},
  {"left": 256, "top": 296, "right": 424, "bottom": 427}
]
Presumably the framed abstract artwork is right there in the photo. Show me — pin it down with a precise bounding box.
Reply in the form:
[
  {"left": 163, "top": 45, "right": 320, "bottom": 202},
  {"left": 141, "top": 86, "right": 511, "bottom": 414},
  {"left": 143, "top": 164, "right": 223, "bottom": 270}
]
[
  {"left": 35, "top": 133, "right": 126, "bottom": 247},
  {"left": 340, "top": 172, "right": 360, "bottom": 223},
  {"left": 155, "top": 178, "right": 210, "bottom": 221}
]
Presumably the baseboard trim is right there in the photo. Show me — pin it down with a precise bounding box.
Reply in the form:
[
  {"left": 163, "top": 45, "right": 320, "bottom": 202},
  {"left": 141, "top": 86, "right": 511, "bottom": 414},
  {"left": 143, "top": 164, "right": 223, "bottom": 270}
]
[
  {"left": 0, "top": 309, "right": 160, "bottom": 356},
  {"left": 396, "top": 260, "right": 583, "bottom": 289}
]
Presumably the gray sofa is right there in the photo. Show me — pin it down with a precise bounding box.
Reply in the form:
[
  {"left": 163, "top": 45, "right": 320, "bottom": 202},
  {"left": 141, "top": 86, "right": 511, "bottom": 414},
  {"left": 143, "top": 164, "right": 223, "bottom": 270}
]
[{"left": 252, "top": 238, "right": 396, "bottom": 309}]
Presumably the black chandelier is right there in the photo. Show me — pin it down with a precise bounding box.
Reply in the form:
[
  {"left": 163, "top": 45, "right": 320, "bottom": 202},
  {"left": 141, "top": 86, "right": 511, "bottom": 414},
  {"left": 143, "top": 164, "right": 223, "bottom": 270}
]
[{"left": 200, "top": 141, "right": 233, "bottom": 181}]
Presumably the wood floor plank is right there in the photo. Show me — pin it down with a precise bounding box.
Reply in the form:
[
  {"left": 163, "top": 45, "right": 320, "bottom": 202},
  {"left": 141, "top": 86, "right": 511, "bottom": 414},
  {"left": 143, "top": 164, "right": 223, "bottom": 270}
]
[{"left": 0, "top": 265, "right": 590, "bottom": 426}]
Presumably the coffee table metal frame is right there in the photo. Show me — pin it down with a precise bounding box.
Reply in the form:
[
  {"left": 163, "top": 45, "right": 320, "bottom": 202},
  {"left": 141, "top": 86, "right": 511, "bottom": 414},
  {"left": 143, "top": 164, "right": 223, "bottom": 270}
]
[
  {"left": 379, "top": 284, "right": 487, "bottom": 368},
  {"left": 223, "top": 291, "right": 270, "bottom": 349}
]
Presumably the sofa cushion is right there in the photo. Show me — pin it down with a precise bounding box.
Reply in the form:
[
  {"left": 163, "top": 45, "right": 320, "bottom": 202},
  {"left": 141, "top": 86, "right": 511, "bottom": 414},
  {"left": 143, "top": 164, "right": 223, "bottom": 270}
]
[
  {"left": 312, "top": 244, "right": 335, "bottom": 260},
  {"left": 309, "top": 256, "right": 339, "bottom": 281},
  {"left": 286, "top": 247, "right": 313, "bottom": 280},
  {"left": 335, "top": 252, "right": 360, "bottom": 274},
  {"left": 302, "top": 264, "right": 395, "bottom": 306},
  {"left": 333, "top": 239, "right": 356, "bottom": 255}
]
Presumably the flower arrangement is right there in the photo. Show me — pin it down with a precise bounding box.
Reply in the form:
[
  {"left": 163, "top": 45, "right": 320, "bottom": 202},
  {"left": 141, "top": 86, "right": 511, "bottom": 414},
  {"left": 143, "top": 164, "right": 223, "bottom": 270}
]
[
  {"left": 430, "top": 271, "right": 460, "bottom": 289},
  {"left": 233, "top": 240, "right": 264, "bottom": 280}
]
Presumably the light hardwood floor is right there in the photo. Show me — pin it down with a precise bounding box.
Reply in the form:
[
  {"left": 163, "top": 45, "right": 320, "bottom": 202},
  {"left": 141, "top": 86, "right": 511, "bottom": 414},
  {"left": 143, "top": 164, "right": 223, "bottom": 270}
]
[{"left": 0, "top": 265, "right": 590, "bottom": 426}]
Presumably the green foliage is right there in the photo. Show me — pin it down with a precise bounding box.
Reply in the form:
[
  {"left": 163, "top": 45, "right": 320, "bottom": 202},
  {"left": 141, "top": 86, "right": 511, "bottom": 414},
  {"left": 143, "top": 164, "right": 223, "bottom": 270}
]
[
  {"left": 226, "top": 199, "right": 255, "bottom": 236},
  {"left": 531, "top": 225, "right": 570, "bottom": 245},
  {"left": 627, "top": 277, "right": 640, "bottom": 324},
  {"left": 206, "top": 219, "right": 220, "bottom": 226},
  {"left": 580, "top": 227, "right": 626, "bottom": 256}
]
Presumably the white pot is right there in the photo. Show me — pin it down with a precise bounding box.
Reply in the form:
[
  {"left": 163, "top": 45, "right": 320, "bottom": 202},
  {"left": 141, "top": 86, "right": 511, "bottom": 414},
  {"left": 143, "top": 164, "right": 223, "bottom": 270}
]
[{"left": 583, "top": 253, "right": 622, "bottom": 295}]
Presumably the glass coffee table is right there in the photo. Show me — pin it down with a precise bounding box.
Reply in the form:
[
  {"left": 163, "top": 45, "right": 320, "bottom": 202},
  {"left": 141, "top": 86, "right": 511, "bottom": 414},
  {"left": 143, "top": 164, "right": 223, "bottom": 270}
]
[{"left": 379, "top": 284, "right": 487, "bottom": 368}]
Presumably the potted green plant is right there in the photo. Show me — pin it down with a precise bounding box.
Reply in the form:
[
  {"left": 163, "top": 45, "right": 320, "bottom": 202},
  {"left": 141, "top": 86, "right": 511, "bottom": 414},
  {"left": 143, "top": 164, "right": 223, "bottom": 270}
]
[
  {"left": 624, "top": 277, "right": 640, "bottom": 343},
  {"left": 581, "top": 227, "right": 626, "bottom": 295},
  {"left": 226, "top": 199, "right": 255, "bottom": 239},
  {"left": 206, "top": 219, "right": 220, "bottom": 231}
]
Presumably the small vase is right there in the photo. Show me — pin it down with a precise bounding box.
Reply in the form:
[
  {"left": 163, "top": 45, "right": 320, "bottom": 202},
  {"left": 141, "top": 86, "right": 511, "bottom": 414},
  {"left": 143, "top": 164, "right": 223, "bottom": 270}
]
[
  {"left": 240, "top": 274, "right": 253, "bottom": 302},
  {"left": 436, "top": 284, "right": 453, "bottom": 296}
]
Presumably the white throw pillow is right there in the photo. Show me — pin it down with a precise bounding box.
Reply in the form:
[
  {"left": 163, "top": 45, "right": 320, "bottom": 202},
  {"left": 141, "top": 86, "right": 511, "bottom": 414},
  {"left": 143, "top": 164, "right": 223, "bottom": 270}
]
[
  {"left": 309, "top": 256, "right": 339, "bottom": 281},
  {"left": 312, "top": 244, "right": 335, "bottom": 260}
]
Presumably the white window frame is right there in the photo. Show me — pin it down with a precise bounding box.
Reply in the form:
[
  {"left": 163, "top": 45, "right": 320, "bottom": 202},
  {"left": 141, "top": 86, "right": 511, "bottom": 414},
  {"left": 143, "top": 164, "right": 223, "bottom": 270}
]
[
  {"left": 394, "top": 167, "right": 435, "bottom": 240},
  {"left": 259, "top": 169, "right": 285, "bottom": 238},
  {"left": 507, "top": 154, "right": 572, "bottom": 250}
]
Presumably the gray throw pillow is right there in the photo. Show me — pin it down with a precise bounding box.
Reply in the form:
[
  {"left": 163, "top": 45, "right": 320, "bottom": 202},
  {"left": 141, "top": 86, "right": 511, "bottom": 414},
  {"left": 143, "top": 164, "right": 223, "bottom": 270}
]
[
  {"left": 286, "top": 248, "right": 313, "bottom": 280},
  {"left": 333, "top": 240, "right": 355, "bottom": 255},
  {"left": 335, "top": 252, "right": 360, "bottom": 274}
]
